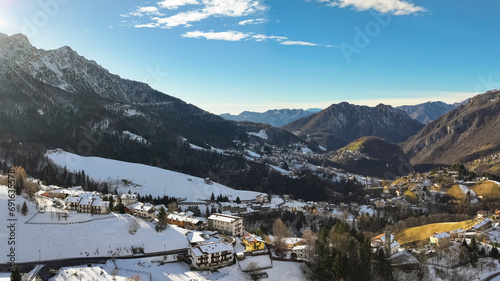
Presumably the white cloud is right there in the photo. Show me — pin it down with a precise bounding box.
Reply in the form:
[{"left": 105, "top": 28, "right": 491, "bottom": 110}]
[
  {"left": 181, "top": 30, "right": 322, "bottom": 46},
  {"left": 134, "top": 23, "right": 158, "bottom": 28},
  {"left": 182, "top": 30, "right": 250, "bottom": 41},
  {"left": 150, "top": 0, "right": 266, "bottom": 28},
  {"left": 321, "top": 0, "right": 426, "bottom": 15},
  {"left": 158, "top": 0, "right": 200, "bottom": 10},
  {"left": 123, "top": 6, "right": 163, "bottom": 17},
  {"left": 153, "top": 10, "right": 209, "bottom": 28},
  {"left": 280, "top": 40, "right": 318, "bottom": 46},
  {"left": 238, "top": 18, "right": 267, "bottom": 25},
  {"left": 251, "top": 34, "right": 288, "bottom": 41}
]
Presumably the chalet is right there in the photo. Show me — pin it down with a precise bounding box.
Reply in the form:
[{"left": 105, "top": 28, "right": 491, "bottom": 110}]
[
  {"left": 189, "top": 242, "right": 234, "bottom": 270},
  {"left": 167, "top": 212, "right": 205, "bottom": 230},
  {"left": 133, "top": 203, "right": 156, "bottom": 219},
  {"left": 241, "top": 233, "right": 265, "bottom": 252},
  {"left": 208, "top": 213, "right": 244, "bottom": 236},
  {"left": 450, "top": 228, "right": 466, "bottom": 240},
  {"left": 430, "top": 232, "right": 451, "bottom": 247}
]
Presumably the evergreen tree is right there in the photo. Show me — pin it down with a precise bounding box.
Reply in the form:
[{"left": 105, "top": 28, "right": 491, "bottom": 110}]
[
  {"left": 235, "top": 196, "right": 241, "bottom": 204},
  {"left": 10, "top": 266, "right": 21, "bottom": 281},
  {"left": 210, "top": 193, "right": 215, "bottom": 201},
  {"left": 471, "top": 236, "right": 477, "bottom": 252},
  {"left": 21, "top": 201, "right": 28, "bottom": 216},
  {"left": 491, "top": 247, "right": 499, "bottom": 258}
]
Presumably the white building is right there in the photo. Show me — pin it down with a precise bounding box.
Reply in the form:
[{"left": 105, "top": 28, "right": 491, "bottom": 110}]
[
  {"left": 120, "top": 193, "right": 138, "bottom": 206},
  {"left": 189, "top": 242, "right": 234, "bottom": 270},
  {"left": 208, "top": 213, "right": 244, "bottom": 237}
]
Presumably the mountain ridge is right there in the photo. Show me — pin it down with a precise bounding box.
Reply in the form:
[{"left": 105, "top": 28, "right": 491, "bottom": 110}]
[
  {"left": 281, "top": 102, "right": 424, "bottom": 150},
  {"left": 401, "top": 90, "right": 500, "bottom": 167}
]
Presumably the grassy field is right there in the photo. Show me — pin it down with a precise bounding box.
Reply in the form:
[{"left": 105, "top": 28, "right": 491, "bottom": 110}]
[
  {"left": 446, "top": 184, "right": 468, "bottom": 200},
  {"left": 395, "top": 220, "right": 476, "bottom": 245},
  {"left": 340, "top": 137, "right": 366, "bottom": 151},
  {"left": 471, "top": 181, "right": 500, "bottom": 199}
]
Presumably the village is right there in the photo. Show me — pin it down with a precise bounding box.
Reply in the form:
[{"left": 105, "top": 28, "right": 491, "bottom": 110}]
[{"left": 22, "top": 160, "right": 500, "bottom": 281}]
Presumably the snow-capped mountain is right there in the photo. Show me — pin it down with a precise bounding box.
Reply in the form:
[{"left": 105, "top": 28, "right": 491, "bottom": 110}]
[
  {"left": 0, "top": 33, "right": 174, "bottom": 104},
  {"left": 220, "top": 108, "right": 322, "bottom": 127}
]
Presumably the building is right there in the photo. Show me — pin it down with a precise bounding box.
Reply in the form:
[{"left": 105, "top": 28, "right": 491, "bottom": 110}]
[
  {"left": 208, "top": 213, "right": 244, "bottom": 236},
  {"left": 292, "top": 245, "right": 312, "bottom": 260},
  {"left": 64, "top": 193, "right": 110, "bottom": 214},
  {"left": 469, "top": 218, "right": 492, "bottom": 232},
  {"left": 430, "top": 232, "right": 451, "bottom": 247},
  {"left": 241, "top": 233, "right": 265, "bottom": 252},
  {"left": 167, "top": 212, "right": 205, "bottom": 230},
  {"left": 371, "top": 230, "right": 400, "bottom": 256},
  {"left": 189, "top": 242, "right": 234, "bottom": 270},
  {"left": 120, "top": 193, "right": 138, "bottom": 206}
]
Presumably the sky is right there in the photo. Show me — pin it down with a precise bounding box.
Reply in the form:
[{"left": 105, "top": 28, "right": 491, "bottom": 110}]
[{"left": 0, "top": 0, "right": 499, "bottom": 114}]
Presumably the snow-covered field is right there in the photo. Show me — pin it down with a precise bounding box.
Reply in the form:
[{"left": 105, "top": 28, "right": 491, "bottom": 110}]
[
  {"left": 0, "top": 185, "right": 189, "bottom": 263},
  {"left": 46, "top": 150, "right": 265, "bottom": 203},
  {"left": 51, "top": 257, "right": 309, "bottom": 281}
]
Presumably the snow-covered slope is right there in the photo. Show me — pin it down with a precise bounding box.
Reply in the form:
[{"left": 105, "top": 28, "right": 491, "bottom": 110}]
[
  {"left": 46, "top": 150, "right": 264, "bottom": 203},
  {"left": 0, "top": 185, "right": 190, "bottom": 263}
]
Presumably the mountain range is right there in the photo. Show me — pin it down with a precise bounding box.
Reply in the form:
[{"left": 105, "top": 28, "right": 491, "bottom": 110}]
[
  {"left": 396, "top": 101, "right": 462, "bottom": 124},
  {"left": 402, "top": 90, "right": 500, "bottom": 168},
  {"left": 281, "top": 102, "right": 424, "bottom": 150},
  {"left": 2, "top": 31, "right": 500, "bottom": 185},
  {"left": 220, "top": 108, "right": 322, "bottom": 127}
]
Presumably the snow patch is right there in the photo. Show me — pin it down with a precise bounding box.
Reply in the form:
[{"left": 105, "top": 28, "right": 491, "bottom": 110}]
[
  {"left": 123, "top": 131, "right": 148, "bottom": 144},
  {"left": 247, "top": 130, "right": 268, "bottom": 140}
]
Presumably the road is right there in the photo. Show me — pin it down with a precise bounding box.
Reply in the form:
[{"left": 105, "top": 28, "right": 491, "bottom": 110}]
[{"left": 0, "top": 248, "right": 188, "bottom": 277}]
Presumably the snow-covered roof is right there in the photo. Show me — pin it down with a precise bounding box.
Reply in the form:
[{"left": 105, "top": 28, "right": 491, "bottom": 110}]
[
  {"left": 92, "top": 199, "right": 109, "bottom": 207},
  {"left": 191, "top": 242, "right": 233, "bottom": 257},
  {"left": 121, "top": 193, "right": 137, "bottom": 200},
  {"left": 187, "top": 232, "right": 206, "bottom": 244},
  {"left": 208, "top": 213, "right": 242, "bottom": 223},
  {"left": 242, "top": 233, "right": 264, "bottom": 245},
  {"left": 470, "top": 218, "right": 492, "bottom": 230},
  {"left": 65, "top": 196, "right": 81, "bottom": 203},
  {"left": 282, "top": 237, "right": 304, "bottom": 245},
  {"left": 432, "top": 232, "right": 451, "bottom": 239}
]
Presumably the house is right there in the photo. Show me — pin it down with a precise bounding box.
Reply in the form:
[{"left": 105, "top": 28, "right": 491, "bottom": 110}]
[
  {"left": 91, "top": 198, "right": 110, "bottom": 214},
  {"left": 283, "top": 237, "right": 305, "bottom": 250},
  {"left": 120, "top": 193, "right": 138, "bottom": 206},
  {"left": 65, "top": 196, "right": 81, "bottom": 211},
  {"left": 208, "top": 213, "right": 244, "bottom": 236},
  {"left": 64, "top": 193, "right": 110, "bottom": 214},
  {"left": 430, "top": 232, "right": 451, "bottom": 247},
  {"left": 189, "top": 242, "right": 234, "bottom": 270},
  {"left": 167, "top": 212, "right": 205, "bottom": 230},
  {"left": 371, "top": 230, "right": 400, "bottom": 256},
  {"left": 133, "top": 203, "right": 156, "bottom": 219},
  {"left": 241, "top": 233, "right": 265, "bottom": 252},
  {"left": 292, "top": 245, "right": 312, "bottom": 260}
]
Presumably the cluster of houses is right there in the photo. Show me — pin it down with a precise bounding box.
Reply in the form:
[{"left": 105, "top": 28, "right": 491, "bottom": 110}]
[{"left": 370, "top": 217, "right": 495, "bottom": 258}]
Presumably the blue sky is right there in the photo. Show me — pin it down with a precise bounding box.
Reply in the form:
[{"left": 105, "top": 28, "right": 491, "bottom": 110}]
[{"left": 1, "top": 0, "right": 499, "bottom": 114}]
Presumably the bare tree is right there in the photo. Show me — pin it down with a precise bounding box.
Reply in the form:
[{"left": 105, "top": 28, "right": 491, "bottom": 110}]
[
  {"left": 273, "top": 218, "right": 292, "bottom": 254},
  {"left": 129, "top": 217, "right": 139, "bottom": 235}
]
